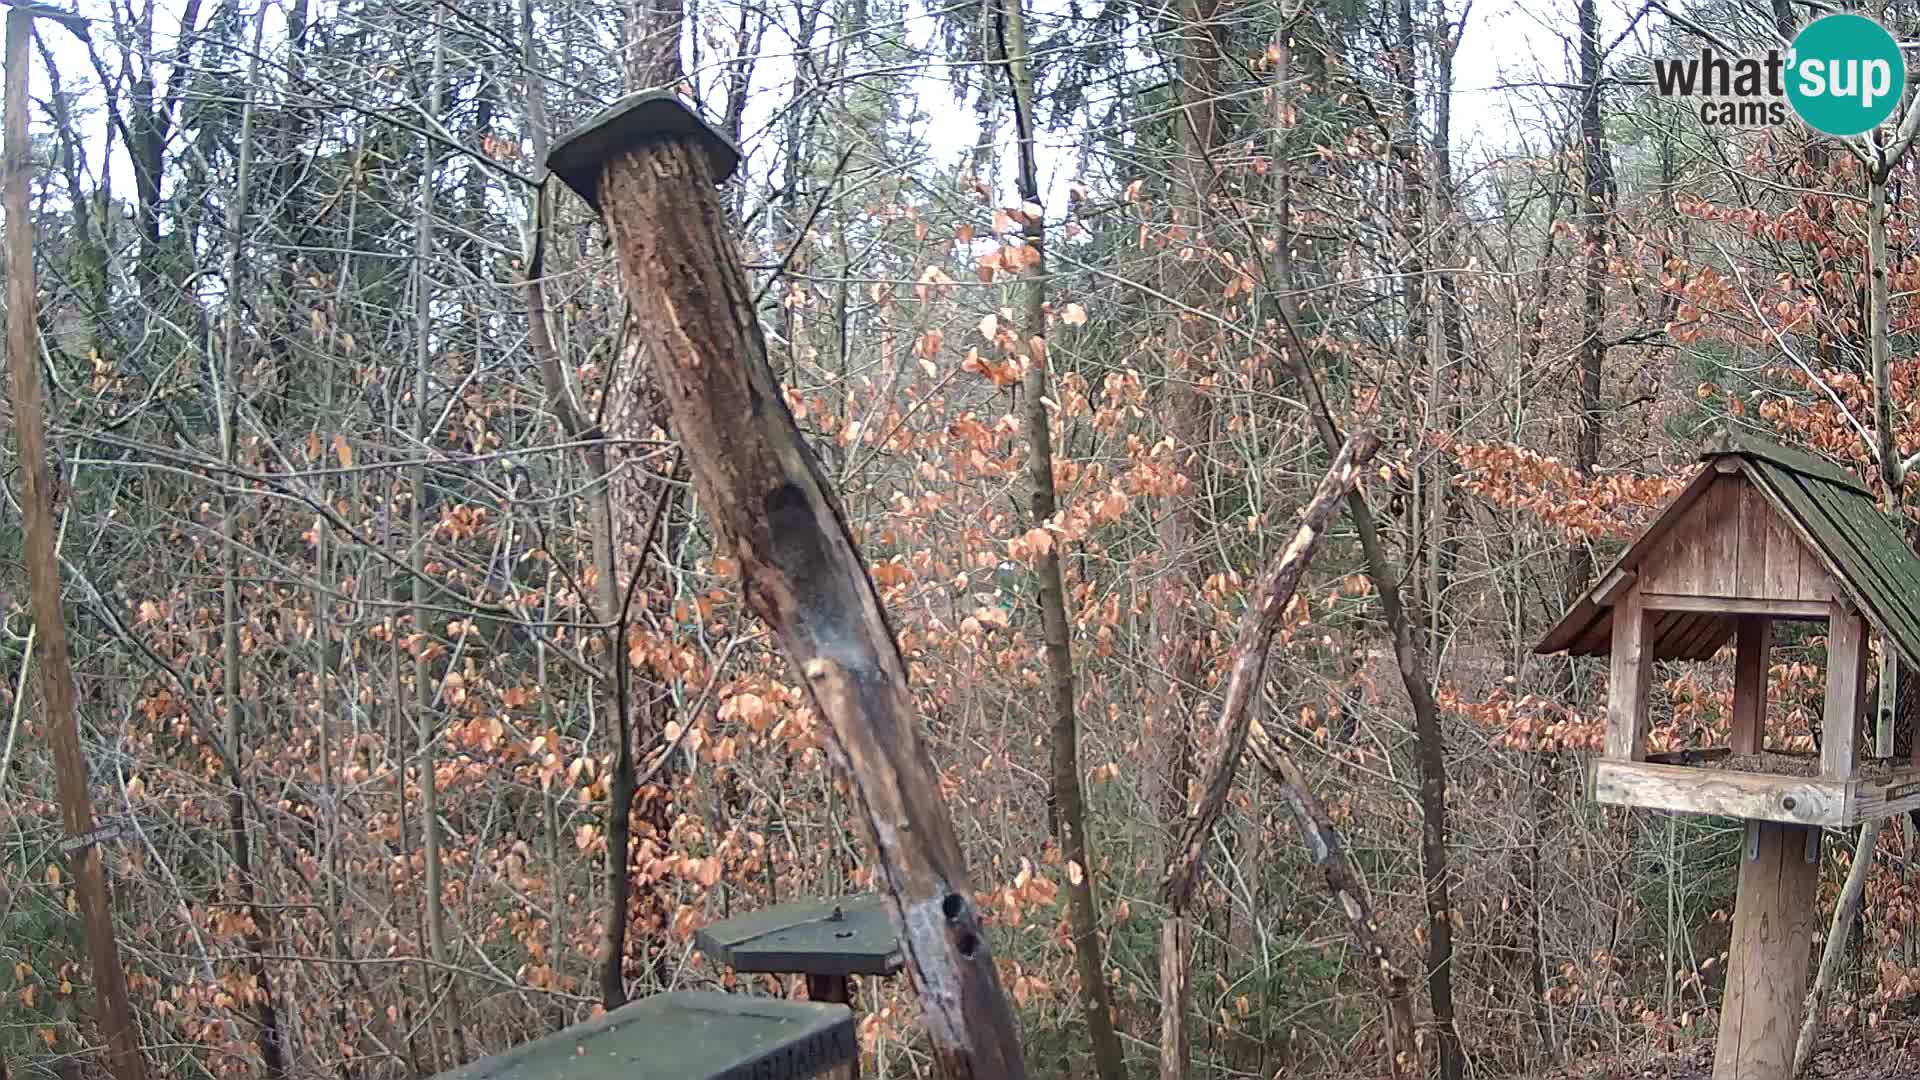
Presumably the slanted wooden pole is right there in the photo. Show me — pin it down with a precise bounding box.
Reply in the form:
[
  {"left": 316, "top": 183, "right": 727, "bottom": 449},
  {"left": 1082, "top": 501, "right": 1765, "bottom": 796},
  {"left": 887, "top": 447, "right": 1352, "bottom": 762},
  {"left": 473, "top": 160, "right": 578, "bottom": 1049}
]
[
  {"left": 4, "top": 10, "right": 147, "bottom": 1080},
  {"left": 546, "top": 94, "right": 1027, "bottom": 1079},
  {"left": 1156, "top": 431, "right": 1381, "bottom": 1080},
  {"left": 1715, "top": 820, "right": 1819, "bottom": 1080},
  {"left": 1795, "top": 817, "right": 1881, "bottom": 1076}
]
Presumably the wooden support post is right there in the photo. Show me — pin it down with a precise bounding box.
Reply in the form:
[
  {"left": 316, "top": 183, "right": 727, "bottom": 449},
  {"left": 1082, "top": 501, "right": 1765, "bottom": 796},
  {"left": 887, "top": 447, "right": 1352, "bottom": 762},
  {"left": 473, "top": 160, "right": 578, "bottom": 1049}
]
[
  {"left": 1607, "top": 590, "right": 1653, "bottom": 761},
  {"left": 1824, "top": 605, "right": 1867, "bottom": 779},
  {"left": 1733, "top": 617, "right": 1771, "bottom": 755},
  {"left": 4, "top": 12, "right": 148, "bottom": 1080},
  {"left": 1877, "top": 648, "right": 1898, "bottom": 759},
  {"left": 1160, "top": 919, "right": 1189, "bottom": 1080},
  {"left": 805, "top": 976, "right": 857, "bottom": 1080},
  {"left": 1714, "top": 820, "right": 1820, "bottom": 1080},
  {"left": 546, "top": 94, "right": 1027, "bottom": 1079}
]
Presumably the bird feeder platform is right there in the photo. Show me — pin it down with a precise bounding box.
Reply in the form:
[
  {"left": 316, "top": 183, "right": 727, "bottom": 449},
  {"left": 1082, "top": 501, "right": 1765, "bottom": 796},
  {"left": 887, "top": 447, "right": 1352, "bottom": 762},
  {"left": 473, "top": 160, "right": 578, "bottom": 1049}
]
[
  {"left": 1592, "top": 749, "right": 1920, "bottom": 828},
  {"left": 428, "top": 990, "right": 855, "bottom": 1080},
  {"left": 1536, "top": 430, "right": 1920, "bottom": 1080},
  {"left": 697, "top": 893, "right": 904, "bottom": 1001}
]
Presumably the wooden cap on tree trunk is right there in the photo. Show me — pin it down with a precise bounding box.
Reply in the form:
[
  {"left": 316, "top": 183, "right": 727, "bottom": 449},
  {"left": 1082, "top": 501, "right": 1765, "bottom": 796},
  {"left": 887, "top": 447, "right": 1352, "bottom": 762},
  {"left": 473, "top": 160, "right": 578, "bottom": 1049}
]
[{"left": 547, "top": 91, "right": 741, "bottom": 208}]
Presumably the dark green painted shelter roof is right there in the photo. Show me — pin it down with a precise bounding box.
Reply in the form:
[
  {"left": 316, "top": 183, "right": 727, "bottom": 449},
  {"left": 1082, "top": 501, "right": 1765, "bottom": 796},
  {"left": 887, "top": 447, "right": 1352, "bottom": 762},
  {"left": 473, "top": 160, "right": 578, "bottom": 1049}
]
[
  {"left": 695, "top": 894, "right": 903, "bottom": 978},
  {"left": 1535, "top": 429, "right": 1920, "bottom": 668},
  {"left": 429, "top": 990, "right": 854, "bottom": 1080}
]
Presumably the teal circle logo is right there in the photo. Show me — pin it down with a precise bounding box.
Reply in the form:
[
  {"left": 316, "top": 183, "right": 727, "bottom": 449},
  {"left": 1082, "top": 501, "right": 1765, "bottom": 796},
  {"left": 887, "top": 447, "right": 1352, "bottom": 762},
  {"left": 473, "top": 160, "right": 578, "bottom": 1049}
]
[{"left": 1787, "top": 14, "right": 1905, "bottom": 136}]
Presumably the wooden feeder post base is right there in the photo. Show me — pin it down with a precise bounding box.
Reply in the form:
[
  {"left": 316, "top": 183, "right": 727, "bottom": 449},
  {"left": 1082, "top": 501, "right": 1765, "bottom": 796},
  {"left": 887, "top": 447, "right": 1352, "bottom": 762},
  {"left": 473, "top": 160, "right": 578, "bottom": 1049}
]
[
  {"left": 805, "top": 976, "right": 857, "bottom": 1080},
  {"left": 1714, "top": 819, "right": 1821, "bottom": 1080}
]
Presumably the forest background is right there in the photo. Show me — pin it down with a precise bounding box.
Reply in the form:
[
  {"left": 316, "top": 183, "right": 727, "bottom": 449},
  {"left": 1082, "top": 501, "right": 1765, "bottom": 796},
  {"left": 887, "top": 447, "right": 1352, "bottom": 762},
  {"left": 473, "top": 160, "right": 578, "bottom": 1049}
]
[{"left": 1, "top": 0, "right": 1912, "bottom": 1076}]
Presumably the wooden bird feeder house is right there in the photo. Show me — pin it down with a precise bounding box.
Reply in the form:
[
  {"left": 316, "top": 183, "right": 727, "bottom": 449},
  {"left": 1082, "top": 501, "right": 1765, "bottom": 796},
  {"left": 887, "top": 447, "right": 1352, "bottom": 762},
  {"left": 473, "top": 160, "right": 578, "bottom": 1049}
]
[{"left": 1537, "top": 430, "right": 1920, "bottom": 1080}]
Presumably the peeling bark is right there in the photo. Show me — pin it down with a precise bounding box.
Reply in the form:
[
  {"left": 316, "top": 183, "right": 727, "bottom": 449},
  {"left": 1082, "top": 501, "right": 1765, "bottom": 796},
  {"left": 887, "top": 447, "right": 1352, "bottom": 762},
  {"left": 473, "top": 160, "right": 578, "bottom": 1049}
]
[{"left": 579, "top": 136, "right": 1028, "bottom": 1079}]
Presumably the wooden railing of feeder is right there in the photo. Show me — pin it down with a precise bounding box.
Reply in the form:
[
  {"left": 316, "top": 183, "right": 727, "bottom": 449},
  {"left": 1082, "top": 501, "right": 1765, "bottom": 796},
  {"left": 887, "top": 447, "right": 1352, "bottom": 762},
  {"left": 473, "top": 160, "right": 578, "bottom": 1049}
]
[
  {"left": 545, "top": 92, "right": 1027, "bottom": 1079},
  {"left": 1536, "top": 432, "right": 1920, "bottom": 1080}
]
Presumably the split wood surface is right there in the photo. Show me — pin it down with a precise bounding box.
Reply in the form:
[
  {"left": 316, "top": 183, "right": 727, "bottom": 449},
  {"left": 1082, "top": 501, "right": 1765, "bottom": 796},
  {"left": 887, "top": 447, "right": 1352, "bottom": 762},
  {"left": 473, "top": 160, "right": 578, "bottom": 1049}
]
[{"left": 581, "top": 135, "right": 1027, "bottom": 1078}]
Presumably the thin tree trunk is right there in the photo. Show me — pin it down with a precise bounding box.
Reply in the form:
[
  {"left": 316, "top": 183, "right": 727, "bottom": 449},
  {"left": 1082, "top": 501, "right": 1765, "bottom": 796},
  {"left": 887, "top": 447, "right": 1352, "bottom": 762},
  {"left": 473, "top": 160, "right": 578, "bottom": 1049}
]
[
  {"left": 4, "top": 12, "right": 150, "bottom": 1079},
  {"left": 1283, "top": 339, "right": 1463, "bottom": 1080},
  {"left": 1422, "top": 0, "right": 1465, "bottom": 664},
  {"left": 592, "top": 0, "right": 695, "bottom": 1007},
  {"left": 215, "top": 11, "right": 285, "bottom": 1074},
  {"left": 996, "top": 3, "right": 1126, "bottom": 1076},
  {"left": 521, "top": 0, "right": 636, "bottom": 1007},
  {"left": 1571, "top": 0, "right": 1610, "bottom": 596},
  {"left": 1795, "top": 818, "right": 1882, "bottom": 1076},
  {"left": 1270, "top": 21, "right": 1461, "bottom": 1078},
  {"left": 1871, "top": 171, "right": 1897, "bottom": 498},
  {"left": 411, "top": 7, "right": 465, "bottom": 1065},
  {"left": 1152, "top": 0, "right": 1223, "bottom": 844}
]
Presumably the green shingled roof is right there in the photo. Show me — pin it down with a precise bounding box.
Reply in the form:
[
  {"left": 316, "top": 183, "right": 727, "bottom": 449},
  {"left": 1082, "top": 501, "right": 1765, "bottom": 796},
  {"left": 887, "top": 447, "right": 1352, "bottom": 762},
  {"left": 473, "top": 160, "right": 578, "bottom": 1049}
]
[
  {"left": 1535, "top": 429, "right": 1920, "bottom": 669},
  {"left": 1725, "top": 432, "right": 1920, "bottom": 671}
]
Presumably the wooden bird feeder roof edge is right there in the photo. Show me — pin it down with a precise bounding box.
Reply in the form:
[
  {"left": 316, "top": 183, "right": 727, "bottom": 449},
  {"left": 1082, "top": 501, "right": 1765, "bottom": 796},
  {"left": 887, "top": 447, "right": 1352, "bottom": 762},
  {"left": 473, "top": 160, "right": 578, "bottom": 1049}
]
[
  {"left": 546, "top": 91, "right": 741, "bottom": 210},
  {"left": 1534, "top": 427, "right": 1920, "bottom": 671}
]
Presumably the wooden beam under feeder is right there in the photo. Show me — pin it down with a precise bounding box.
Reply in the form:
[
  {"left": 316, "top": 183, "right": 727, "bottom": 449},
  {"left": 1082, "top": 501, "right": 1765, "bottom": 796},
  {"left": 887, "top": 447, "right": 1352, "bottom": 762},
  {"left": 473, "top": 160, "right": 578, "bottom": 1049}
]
[
  {"left": 1535, "top": 432, "right": 1920, "bottom": 1080},
  {"left": 428, "top": 990, "right": 856, "bottom": 1080}
]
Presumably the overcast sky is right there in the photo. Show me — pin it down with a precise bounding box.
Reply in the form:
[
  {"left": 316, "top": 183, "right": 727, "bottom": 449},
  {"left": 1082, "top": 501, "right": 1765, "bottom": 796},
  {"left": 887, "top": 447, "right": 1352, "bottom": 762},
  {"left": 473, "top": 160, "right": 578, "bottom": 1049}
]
[{"left": 24, "top": 0, "right": 1651, "bottom": 227}]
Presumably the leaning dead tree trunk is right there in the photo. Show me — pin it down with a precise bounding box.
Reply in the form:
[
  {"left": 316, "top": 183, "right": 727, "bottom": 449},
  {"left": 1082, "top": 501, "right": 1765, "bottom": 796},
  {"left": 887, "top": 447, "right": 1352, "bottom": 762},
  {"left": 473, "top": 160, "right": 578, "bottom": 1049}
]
[
  {"left": 1243, "top": 715, "right": 1419, "bottom": 1072},
  {"left": 1158, "top": 431, "right": 1380, "bottom": 1080},
  {"left": 4, "top": 10, "right": 150, "bottom": 1080},
  {"left": 547, "top": 94, "right": 1029, "bottom": 1079}
]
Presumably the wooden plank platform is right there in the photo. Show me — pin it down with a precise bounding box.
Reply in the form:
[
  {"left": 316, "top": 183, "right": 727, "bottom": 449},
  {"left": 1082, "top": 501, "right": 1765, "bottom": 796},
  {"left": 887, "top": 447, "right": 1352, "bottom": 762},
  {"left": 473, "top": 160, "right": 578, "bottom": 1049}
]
[
  {"left": 1594, "top": 758, "right": 1920, "bottom": 826},
  {"left": 431, "top": 990, "right": 856, "bottom": 1080},
  {"left": 696, "top": 895, "right": 903, "bottom": 978}
]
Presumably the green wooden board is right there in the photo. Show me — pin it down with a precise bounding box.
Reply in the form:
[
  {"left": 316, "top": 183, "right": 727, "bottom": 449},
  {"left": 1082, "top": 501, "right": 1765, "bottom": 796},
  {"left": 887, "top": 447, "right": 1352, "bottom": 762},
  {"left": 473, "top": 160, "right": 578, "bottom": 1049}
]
[
  {"left": 697, "top": 894, "right": 904, "bottom": 978},
  {"left": 431, "top": 990, "right": 855, "bottom": 1080},
  {"left": 1747, "top": 457, "right": 1920, "bottom": 671}
]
